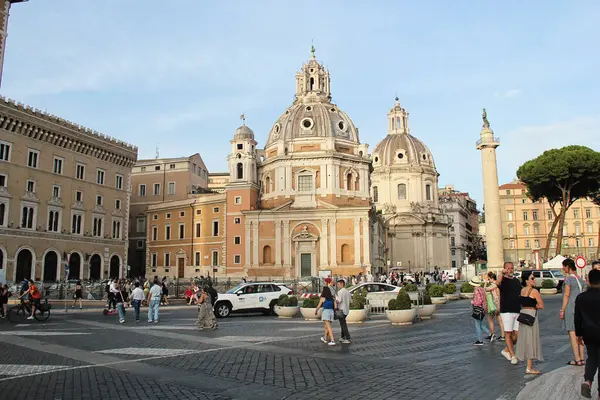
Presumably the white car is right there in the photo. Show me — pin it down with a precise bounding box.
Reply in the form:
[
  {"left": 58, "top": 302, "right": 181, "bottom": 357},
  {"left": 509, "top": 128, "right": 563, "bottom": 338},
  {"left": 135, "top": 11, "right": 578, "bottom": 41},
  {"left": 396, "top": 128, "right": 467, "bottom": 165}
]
[
  {"left": 214, "top": 282, "right": 292, "bottom": 318},
  {"left": 348, "top": 282, "right": 401, "bottom": 294}
]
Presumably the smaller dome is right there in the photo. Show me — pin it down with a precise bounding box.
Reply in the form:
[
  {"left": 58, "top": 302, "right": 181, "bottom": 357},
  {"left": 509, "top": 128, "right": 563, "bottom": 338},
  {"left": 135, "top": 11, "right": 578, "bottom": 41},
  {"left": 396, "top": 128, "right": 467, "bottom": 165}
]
[
  {"left": 234, "top": 125, "right": 254, "bottom": 140},
  {"left": 372, "top": 134, "right": 435, "bottom": 168}
]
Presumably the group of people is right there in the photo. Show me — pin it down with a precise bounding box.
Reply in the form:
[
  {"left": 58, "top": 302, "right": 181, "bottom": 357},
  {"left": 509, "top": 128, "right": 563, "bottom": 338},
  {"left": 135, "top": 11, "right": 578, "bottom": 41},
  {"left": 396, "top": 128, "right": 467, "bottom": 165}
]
[{"left": 470, "top": 259, "right": 600, "bottom": 399}]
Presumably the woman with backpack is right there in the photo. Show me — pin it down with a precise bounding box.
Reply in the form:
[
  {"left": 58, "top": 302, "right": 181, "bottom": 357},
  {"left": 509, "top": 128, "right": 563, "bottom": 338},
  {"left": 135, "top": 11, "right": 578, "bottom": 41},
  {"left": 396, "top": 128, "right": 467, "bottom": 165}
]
[{"left": 315, "top": 277, "right": 336, "bottom": 346}]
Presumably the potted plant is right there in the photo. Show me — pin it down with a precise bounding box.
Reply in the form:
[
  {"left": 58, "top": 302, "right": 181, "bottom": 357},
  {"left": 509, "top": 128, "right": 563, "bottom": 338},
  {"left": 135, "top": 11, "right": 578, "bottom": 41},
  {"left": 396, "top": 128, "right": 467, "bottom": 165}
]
[
  {"left": 443, "top": 283, "right": 459, "bottom": 301},
  {"left": 300, "top": 295, "right": 322, "bottom": 321},
  {"left": 460, "top": 282, "right": 475, "bottom": 299},
  {"left": 417, "top": 292, "right": 436, "bottom": 319},
  {"left": 404, "top": 283, "right": 419, "bottom": 301},
  {"left": 428, "top": 284, "right": 447, "bottom": 304},
  {"left": 540, "top": 279, "right": 558, "bottom": 295},
  {"left": 386, "top": 290, "right": 416, "bottom": 325},
  {"left": 346, "top": 289, "right": 368, "bottom": 324},
  {"left": 275, "top": 294, "right": 299, "bottom": 318}
]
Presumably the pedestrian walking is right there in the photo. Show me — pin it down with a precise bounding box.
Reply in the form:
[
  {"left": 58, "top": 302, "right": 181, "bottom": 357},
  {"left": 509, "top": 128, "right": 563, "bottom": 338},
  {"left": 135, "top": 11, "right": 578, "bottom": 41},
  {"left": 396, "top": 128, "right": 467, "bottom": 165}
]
[
  {"left": 497, "top": 261, "right": 521, "bottom": 365},
  {"left": 335, "top": 279, "right": 351, "bottom": 344},
  {"left": 195, "top": 286, "right": 217, "bottom": 330},
  {"left": 561, "top": 258, "right": 585, "bottom": 366},
  {"left": 575, "top": 269, "right": 600, "bottom": 399},
  {"left": 71, "top": 280, "right": 83, "bottom": 310},
  {"left": 315, "top": 277, "right": 336, "bottom": 346},
  {"left": 470, "top": 276, "right": 491, "bottom": 345},
  {"left": 515, "top": 273, "right": 544, "bottom": 374},
  {"left": 115, "top": 285, "right": 128, "bottom": 324},
  {"left": 147, "top": 278, "right": 162, "bottom": 323},
  {"left": 484, "top": 272, "right": 505, "bottom": 342},
  {"left": 130, "top": 281, "right": 145, "bottom": 322}
]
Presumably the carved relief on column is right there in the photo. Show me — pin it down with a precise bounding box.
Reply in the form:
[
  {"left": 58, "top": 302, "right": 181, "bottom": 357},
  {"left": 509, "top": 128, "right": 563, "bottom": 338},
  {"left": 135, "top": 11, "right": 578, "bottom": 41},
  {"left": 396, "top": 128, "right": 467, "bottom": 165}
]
[
  {"left": 275, "top": 220, "right": 282, "bottom": 267},
  {"left": 252, "top": 221, "right": 259, "bottom": 266},
  {"left": 244, "top": 221, "right": 251, "bottom": 267},
  {"left": 320, "top": 218, "right": 329, "bottom": 267},
  {"left": 329, "top": 218, "right": 337, "bottom": 266},
  {"left": 362, "top": 217, "right": 370, "bottom": 267},
  {"left": 353, "top": 217, "right": 361, "bottom": 266},
  {"left": 283, "top": 221, "right": 291, "bottom": 267}
]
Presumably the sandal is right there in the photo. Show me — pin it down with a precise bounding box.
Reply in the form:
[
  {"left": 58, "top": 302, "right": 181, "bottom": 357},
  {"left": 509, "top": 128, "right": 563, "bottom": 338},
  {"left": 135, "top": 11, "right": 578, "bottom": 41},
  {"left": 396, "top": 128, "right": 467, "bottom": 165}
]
[
  {"left": 577, "top": 361, "right": 585, "bottom": 366},
  {"left": 567, "top": 360, "right": 580, "bottom": 366},
  {"left": 526, "top": 369, "right": 541, "bottom": 375}
]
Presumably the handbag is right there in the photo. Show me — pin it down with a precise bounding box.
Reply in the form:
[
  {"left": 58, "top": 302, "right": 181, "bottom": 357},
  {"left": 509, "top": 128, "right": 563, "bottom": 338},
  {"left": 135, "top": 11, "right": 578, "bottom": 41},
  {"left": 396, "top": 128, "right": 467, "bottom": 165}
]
[
  {"left": 334, "top": 309, "right": 345, "bottom": 320},
  {"left": 517, "top": 311, "right": 536, "bottom": 326},
  {"left": 485, "top": 292, "right": 496, "bottom": 314},
  {"left": 471, "top": 305, "right": 485, "bottom": 320}
]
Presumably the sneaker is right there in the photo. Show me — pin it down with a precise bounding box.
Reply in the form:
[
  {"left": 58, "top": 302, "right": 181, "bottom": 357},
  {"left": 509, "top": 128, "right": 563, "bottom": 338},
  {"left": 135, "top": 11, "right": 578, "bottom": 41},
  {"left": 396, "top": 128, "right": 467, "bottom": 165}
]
[
  {"left": 135, "top": 320, "right": 140, "bottom": 323},
  {"left": 153, "top": 320, "right": 159, "bottom": 324},
  {"left": 320, "top": 337, "right": 328, "bottom": 344},
  {"left": 485, "top": 335, "right": 492, "bottom": 341},
  {"left": 26, "top": 316, "right": 34, "bottom": 320},
  {"left": 119, "top": 319, "right": 125, "bottom": 324},
  {"left": 148, "top": 320, "right": 153, "bottom": 323},
  {"left": 489, "top": 333, "right": 496, "bottom": 343},
  {"left": 499, "top": 336, "right": 506, "bottom": 342},
  {"left": 473, "top": 341, "right": 484, "bottom": 346},
  {"left": 501, "top": 349, "right": 511, "bottom": 361},
  {"left": 328, "top": 341, "right": 336, "bottom": 346},
  {"left": 340, "top": 339, "right": 351, "bottom": 344},
  {"left": 511, "top": 356, "right": 518, "bottom": 365}
]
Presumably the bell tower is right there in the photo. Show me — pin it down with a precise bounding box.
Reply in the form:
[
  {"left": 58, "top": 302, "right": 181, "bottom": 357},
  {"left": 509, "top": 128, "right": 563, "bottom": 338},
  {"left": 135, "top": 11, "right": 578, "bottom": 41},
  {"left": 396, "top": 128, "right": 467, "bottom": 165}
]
[
  {"left": 227, "top": 118, "right": 258, "bottom": 185},
  {"left": 294, "top": 45, "right": 331, "bottom": 102},
  {"left": 388, "top": 97, "right": 410, "bottom": 135}
]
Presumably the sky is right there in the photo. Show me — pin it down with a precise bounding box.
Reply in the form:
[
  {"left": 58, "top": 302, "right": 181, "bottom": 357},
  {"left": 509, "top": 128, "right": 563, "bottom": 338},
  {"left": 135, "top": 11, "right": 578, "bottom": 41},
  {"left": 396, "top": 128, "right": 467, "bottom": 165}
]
[{"left": 2, "top": 1, "right": 600, "bottom": 207}]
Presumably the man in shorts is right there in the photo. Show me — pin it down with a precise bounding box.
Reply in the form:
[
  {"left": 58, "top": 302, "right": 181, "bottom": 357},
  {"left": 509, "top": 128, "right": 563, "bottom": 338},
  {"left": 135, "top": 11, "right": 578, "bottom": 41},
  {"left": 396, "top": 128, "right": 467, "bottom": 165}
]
[{"left": 496, "top": 261, "right": 521, "bottom": 365}]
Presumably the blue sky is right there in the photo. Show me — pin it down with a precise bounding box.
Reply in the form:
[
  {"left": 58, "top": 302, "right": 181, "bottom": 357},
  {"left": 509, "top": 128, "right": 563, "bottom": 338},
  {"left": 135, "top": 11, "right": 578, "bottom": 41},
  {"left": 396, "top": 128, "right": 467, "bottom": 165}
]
[{"left": 3, "top": 1, "right": 599, "bottom": 206}]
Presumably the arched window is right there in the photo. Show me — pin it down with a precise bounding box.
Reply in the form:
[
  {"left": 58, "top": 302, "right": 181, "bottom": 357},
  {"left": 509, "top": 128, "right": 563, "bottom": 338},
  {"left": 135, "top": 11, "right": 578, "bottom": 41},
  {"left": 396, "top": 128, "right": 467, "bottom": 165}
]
[
  {"left": 236, "top": 163, "right": 243, "bottom": 180},
  {"left": 263, "top": 245, "right": 272, "bottom": 264},
  {"left": 346, "top": 174, "right": 352, "bottom": 191},
  {"left": 533, "top": 223, "right": 540, "bottom": 235},
  {"left": 373, "top": 186, "right": 378, "bottom": 202},
  {"left": 341, "top": 244, "right": 350, "bottom": 263},
  {"left": 397, "top": 184, "right": 407, "bottom": 200},
  {"left": 355, "top": 176, "right": 360, "bottom": 191},
  {"left": 264, "top": 177, "right": 271, "bottom": 194},
  {"left": 309, "top": 77, "right": 315, "bottom": 91},
  {"left": 396, "top": 117, "right": 401, "bottom": 129},
  {"left": 425, "top": 184, "right": 432, "bottom": 201},
  {"left": 523, "top": 224, "right": 530, "bottom": 235}
]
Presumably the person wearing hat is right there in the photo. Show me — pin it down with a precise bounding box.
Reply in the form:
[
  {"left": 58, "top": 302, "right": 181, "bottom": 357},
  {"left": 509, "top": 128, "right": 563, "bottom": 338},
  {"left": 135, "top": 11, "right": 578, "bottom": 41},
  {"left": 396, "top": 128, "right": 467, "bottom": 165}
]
[{"left": 470, "top": 275, "right": 491, "bottom": 346}]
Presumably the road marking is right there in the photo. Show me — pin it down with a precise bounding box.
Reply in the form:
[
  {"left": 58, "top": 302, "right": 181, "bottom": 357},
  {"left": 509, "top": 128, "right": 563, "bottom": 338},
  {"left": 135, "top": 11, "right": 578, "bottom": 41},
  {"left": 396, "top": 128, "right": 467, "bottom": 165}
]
[
  {"left": 216, "top": 336, "right": 287, "bottom": 342},
  {"left": 554, "top": 343, "right": 572, "bottom": 354},
  {"left": 0, "top": 332, "right": 91, "bottom": 336},
  {"left": 0, "top": 364, "right": 71, "bottom": 376},
  {"left": 96, "top": 348, "right": 197, "bottom": 356}
]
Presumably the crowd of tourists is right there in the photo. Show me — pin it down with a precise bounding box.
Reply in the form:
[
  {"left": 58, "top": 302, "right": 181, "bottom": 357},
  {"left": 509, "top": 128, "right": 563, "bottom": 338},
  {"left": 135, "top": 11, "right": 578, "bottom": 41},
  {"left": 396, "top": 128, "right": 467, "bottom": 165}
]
[{"left": 470, "top": 259, "right": 600, "bottom": 399}]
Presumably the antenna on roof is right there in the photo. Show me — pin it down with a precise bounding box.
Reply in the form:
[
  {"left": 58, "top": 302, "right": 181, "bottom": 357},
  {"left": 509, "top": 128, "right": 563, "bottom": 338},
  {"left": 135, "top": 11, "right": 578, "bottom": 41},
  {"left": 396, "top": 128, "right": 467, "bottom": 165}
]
[{"left": 155, "top": 143, "right": 160, "bottom": 159}]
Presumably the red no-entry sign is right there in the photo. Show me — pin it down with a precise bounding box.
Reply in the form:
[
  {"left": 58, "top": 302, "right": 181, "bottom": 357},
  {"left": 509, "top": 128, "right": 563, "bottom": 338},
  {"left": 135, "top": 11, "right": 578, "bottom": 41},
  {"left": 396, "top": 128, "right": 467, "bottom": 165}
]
[{"left": 575, "top": 256, "right": 587, "bottom": 269}]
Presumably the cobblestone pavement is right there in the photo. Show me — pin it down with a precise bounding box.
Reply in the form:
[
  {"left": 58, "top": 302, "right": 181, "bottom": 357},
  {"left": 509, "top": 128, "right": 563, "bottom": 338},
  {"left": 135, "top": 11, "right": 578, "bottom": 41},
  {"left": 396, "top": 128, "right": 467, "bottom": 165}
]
[{"left": 0, "top": 295, "right": 573, "bottom": 399}]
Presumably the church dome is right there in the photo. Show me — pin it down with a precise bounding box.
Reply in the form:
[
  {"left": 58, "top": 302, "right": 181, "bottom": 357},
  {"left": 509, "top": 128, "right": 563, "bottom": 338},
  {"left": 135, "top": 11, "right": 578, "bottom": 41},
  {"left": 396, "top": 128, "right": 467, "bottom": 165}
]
[
  {"left": 233, "top": 124, "right": 254, "bottom": 140},
  {"left": 372, "top": 99, "right": 436, "bottom": 169}
]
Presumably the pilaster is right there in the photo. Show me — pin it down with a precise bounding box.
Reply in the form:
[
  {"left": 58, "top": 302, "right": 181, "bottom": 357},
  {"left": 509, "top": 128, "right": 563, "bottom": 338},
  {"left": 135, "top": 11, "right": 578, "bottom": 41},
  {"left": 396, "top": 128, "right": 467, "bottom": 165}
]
[
  {"left": 329, "top": 219, "right": 337, "bottom": 266},
  {"left": 320, "top": 218, "right": 329, "bottom": 266},
  {"left": 362, "top": 217, "right": 370, "bottom": 267},
  {"left": 252, "top": 221, "right": 259, "bottom": 266},
  {"left": 354, "top": 217, "right": 361, "bottom": 266},
  {"left": 283, "top": 221, "right": 291, "bottom": 267},
  {"left": 275, "top": 220, "right": 282, "bottom": 267},
  {"left": 244, "top": 221, "right": 251, "bottom": 268}
]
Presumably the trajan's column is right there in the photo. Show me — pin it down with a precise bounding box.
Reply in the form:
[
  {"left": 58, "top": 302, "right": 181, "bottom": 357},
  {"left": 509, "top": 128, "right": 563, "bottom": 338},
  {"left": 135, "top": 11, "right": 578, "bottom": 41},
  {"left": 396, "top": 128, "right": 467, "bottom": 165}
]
[{"left": 476, "top": 109, "right": 504, "bottom": 271}]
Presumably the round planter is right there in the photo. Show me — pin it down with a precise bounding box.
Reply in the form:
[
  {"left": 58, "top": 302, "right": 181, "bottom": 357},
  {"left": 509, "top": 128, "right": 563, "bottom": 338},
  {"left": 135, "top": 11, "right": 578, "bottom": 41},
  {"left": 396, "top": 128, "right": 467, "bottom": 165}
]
[
  {"left": 300, "top": 307, "right": 322, "bottom": 321},
  {"left": 540, "top": 288, "right": 558, "bottom": 295},
  {"left": 444, "top": 293, "right": 460, "bottom": 301},
  {"left": 417, "top": 304, "right": 436, "bottom": 320},
  {"left": 431, "top": 296, "right": 447, "bottom": 305},
  {"left": 275, "top": 306, "right": 299, "bottom": 318},
  {"left": 408, "top": 292, "right": 419, "bottom": 302},
  {"left": 346, "top": 309, "right": 367, "bottom": 324},
  {"left": 386, "top": 309, "right": 416, "bottom": 325},
  {"left": 460, "top": 292, "right": 474, "bottom": 299}
]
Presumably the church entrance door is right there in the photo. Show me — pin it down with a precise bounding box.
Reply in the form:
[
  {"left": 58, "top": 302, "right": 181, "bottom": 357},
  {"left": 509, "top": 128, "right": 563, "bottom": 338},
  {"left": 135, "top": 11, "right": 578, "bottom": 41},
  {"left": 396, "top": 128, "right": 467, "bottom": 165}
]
[{"left": 300, "top": 254, "right": 311, "bottom": 277}]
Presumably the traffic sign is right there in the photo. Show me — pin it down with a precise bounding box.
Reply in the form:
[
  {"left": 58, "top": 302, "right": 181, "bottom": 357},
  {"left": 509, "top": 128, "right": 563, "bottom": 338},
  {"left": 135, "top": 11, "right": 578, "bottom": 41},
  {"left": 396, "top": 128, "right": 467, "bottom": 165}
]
[{"left": 575, "top": 256, "right": 586, "bottom": 269}]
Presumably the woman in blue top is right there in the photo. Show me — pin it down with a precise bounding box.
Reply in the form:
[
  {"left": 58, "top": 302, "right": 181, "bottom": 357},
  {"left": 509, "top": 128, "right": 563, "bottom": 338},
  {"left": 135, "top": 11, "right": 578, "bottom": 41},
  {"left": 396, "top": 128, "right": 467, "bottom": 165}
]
[
  {"left": 561, "top": 258, "right": 585, "bottom": 366},
  {"left": 315, "top": 277, "right": 336, "bottom": 346}
]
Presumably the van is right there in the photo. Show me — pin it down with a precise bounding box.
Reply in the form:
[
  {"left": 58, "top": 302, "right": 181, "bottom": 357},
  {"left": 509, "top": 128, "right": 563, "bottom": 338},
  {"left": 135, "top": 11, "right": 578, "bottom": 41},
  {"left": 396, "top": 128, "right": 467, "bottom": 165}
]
[{"left": 520, "top": 269, "right": 565, "bottom": 291}]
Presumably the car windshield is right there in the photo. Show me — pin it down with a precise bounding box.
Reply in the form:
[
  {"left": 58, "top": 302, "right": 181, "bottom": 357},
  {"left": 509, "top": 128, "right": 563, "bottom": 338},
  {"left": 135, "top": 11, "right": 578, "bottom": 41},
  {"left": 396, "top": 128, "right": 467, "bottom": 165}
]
[
  {"left": 550, "top": 270, "right": 564, "bottom": 278},
  {"left": 226, "top": 284, "right": 244, "bottom": 294}
]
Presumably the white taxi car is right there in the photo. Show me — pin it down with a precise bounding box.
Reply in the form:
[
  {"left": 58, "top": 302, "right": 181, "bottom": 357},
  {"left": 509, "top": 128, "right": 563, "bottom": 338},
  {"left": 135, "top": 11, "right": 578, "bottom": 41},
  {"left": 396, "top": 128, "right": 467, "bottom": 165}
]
[
  {"left": 348, "top": 282, "right": 401, "bottom": 294},
  {"left": 214, "top": 282, "right": 292, "bottom": 318}
]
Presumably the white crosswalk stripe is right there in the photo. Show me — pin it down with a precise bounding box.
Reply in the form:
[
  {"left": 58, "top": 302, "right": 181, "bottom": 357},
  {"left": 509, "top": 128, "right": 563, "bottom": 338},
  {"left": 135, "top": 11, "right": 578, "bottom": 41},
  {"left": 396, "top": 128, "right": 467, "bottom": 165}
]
[
  {"left": 96, "top": 347, "right": 197, "bottom": 356},
  {"left": 0, "top": 365, "right": 70, "bottom": 376},
  {"left": 0, "top": 332, "right": 91, "bottom": 336}
]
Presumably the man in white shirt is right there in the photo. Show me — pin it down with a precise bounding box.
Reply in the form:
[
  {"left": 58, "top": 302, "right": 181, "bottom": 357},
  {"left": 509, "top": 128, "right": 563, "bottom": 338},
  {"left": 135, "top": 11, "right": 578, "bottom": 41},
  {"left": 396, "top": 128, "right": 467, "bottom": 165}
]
[
  {"left": 336, "top": 279, "right": 352, "bottom": 344},
  {"left": 130, "top": 281, "right": 145, "bottom": 323},
  {"left": 108, "top": 279, "right": 119, "bottom": 310},
  {"left": 147, "top": 278, "right": 162, "bottom": 323}
]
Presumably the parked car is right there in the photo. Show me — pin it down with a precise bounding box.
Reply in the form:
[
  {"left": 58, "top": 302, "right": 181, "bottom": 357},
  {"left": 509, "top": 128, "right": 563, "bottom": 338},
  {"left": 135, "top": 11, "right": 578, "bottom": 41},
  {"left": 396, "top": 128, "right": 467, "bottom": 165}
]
[
  {"left": 348, "top": 282, "right": 401, "bottom": 294},
  {"left": 214, "top": 282, "right": 292, "bottom": 318},
  {"left": 520, "top": 269, "right": 565, "bottom": 291}
]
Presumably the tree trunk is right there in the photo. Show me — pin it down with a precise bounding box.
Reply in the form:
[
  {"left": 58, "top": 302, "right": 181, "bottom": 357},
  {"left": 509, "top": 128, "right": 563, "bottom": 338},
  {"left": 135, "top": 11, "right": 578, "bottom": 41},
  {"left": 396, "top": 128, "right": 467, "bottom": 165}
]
[
  {"left": 555, "top": 188, "right": 573, "bottom": 256},
  {"left": 544, "top": 202, "right": 559, "bottom": 259}
]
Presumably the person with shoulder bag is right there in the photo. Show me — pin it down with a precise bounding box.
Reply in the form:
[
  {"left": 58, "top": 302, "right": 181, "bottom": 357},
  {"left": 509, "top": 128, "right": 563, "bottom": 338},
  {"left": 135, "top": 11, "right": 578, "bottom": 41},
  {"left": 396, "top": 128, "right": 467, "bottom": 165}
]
[
  {"left": 315, "top": 278, "right": 336, "bottom": 346},
  {"left": 515, "top": 273, "right": 544, "bottom": 374},
  {"left": 470, "top": 276, "right": 491, "bottom": 346}
]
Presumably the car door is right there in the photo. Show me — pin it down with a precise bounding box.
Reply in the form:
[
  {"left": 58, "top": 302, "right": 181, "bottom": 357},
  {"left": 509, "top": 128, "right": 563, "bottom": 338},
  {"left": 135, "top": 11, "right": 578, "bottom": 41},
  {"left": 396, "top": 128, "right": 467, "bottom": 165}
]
[
  {"left": 255, "top": 284, "right": 274, "bottom": 309},
  {"left": 235, "top": 284, "right": 256, "bottom": 310}
]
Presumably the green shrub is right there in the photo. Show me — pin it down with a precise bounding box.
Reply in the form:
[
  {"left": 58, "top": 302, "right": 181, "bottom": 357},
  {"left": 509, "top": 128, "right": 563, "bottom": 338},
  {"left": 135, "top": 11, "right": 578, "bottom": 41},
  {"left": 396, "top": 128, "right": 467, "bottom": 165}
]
[
  {"left": 350, "top": 289, "right": 367, "bottom": 310},
  {"left": 443, "top": 283, "right": 457, "bottom": 294},
  {"left": 428, "top": 284, "right": 444, "bottom": 297},
  {"left": 388, "top": 290, "right": 412, "bottom": 310},
  {"left": 542, "top": 279, "right": 556, "bottom": 289},
  {"left": 404, "top": 283, "right": 418, "bottom": 292},
  {"left": 460, "top": 282, "right": 474, "bottom": 293},
  {"left": 277, "top": 294, "right": 298, "bottom": 307},
  {"left": 301, "top": 295, "right": 320, "bottom": 308},
  {"left": 422, "top": 292, "right": 432, "bottom": 305},
  {"left": 425, "top": 283, "right": 434, "bottom": 293}
]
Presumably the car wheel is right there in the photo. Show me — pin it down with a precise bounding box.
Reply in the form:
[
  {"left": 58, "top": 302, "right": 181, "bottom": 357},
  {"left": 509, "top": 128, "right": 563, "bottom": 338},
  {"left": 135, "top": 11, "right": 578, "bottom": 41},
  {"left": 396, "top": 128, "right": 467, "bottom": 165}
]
[
  {"left": 215, "top": 302, "right": 231, "bottom": 318},
  {"left": 268, "top": 300, "right": 277, "bottom": 315}
]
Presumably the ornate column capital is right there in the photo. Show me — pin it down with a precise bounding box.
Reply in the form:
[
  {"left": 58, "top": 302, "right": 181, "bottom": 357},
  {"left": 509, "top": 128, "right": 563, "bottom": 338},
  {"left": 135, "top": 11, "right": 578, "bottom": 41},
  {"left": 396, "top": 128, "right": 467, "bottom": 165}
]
[
  {"left": 275, "top": 220, "right": 282, "bottom": 228},
  {"left": 283, "top": 220, "right": 290, "bottom": 229}
]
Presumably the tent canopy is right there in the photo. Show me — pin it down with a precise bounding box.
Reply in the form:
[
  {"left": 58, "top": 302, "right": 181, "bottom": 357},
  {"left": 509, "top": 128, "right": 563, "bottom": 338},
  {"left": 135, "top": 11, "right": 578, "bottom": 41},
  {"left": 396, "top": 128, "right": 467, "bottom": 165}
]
[{"left": 543, "top": 255, "right": 565, "bottom": 269}]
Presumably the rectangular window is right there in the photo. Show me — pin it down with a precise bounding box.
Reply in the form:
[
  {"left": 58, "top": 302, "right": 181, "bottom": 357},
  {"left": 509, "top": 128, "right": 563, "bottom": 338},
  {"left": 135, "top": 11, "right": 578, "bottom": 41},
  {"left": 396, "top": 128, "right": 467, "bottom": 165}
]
[
  {"left": 585, "top": 208, "right": 592, "bottom": 218},
  {"left": 115, "top": 199, "right": 121, "bottom": 210},
  {"left": 589, "top": 238, "right": 594, "bottom": 247},
  {"left": 212, "top": 220, "right": 219, "bottom": 236},
  {"left": 234, "top": 217, "right": 241, "bottom": 224},
  {"left": 154, "top": 165, "right": 160, "bottom": 171},
  {"left": 452, "top": 260, "right": 456, "bottom": 268},
  {"left": 450, "top": 237, "right": 455, "bottom": 246},
  {"left": 235, "top": 196, "right": 241, "bottom": 205},
  {"left": 47, "top": 210, "right": 60, "bottom": 232},
  {"left": 152, "top": 226, "right": 158, "bottom": 241},
  {"left": 166, "top": 213, "right": 171, "bottom": 219},
  {"left": 524, "top": 225, "right": 530, "bottom": 235},
  {"left": 298, "top": 175, "right": 313, "bottom": 191},
  {"left": 97, "top": 169, "right": 105, "bottom": 185},
  {"left": 234, "top": 254, "right": 241, "bottom": 264},
  {"left": 115, "top": 175, "right": 123, "bottom": 190},
  {"left": 179, "top": 224, "right": 185, "bottom": 239},
  {"left": 195, "top": 252, "right": 201, "bottom": 266},
  {"left": 588, "top": 224, "right": 593, "bottom": 234},
  {"left": 507, "top": 212, "right": 513, "bottom": 221},
  {"left": 533, "top": 224, "right": 539, "bottom": 235},
  {"left": 168, "top": 182, "right": 175, "bottom": 195},
  {"left": 575, "top": 224, "right": 581, "bottom": 235},
  {"left": 534, "top": 240, "right": 540, "bottom": 249},
  {"left": 52, "top": 185, "right": 60, "bottom": 198},
  {"left": 112, "top": 220, "right": 121, "bottom": 239},
  {"left": 196, "top": 210, "right": 201, "bottom": 215},
  {"left": 136, "top": 217, "right": 146, "bottom": 233},
  {"left": 451, "top": 250, "right": 456, "bottom": 255},
  {"left": 547, "top": 210, "right": 553, "bottom": 220},
  {"left": 522, "top": 198, "right": 526, "bottom": 204},
  {"left": 151, "top": 253, "right": 157, "bottom": 267},
  {"left": 574, "top": 208, "right": 580, "bottom": 218},
  {"left": 523, "top": 211, "right": 528, "bottom": 221},
  {"left": 425, "top": 184, "right": 432, "bottom": 201},
  {"left": 165, "top": 253, "right": 170, "bottom": 267},
  {"left": 27, "top": 149, "right": 39, "bottom": 168},
  {"left": 195, "top": 223, "right": 201, "bottom": 238},
  {"left": 92, "top": 217, "right": 103, "bottom": 237},
  {"left": 213, "top": 207, "right": 219, "bottom": 213},
  {"left": 71, "top": 213, "right": 82, "bottom": 235},
  {"left": 153, "top": 183, "right": 160, "bottom": 195},
  {"left": 76, "top": 191, "right": 83, "bottom": 202},
  {"left": 139, "top": 184, "right": 146, "bottom": 196},
  {"left": 508, "top": 225, "right": 515, "bottom": 236},
  {"left": 26, "top": 180, "right": 35, "bottom": 193},
  {"left": 179, "top": 211, "right": 185, "bottom": 217},
  {"left": 53, "top": 157, "right": 63, "bottom": 174},
  {"left": 165, "top": 225, "right": 171, "bottom": 240},
  {"left": 237, "top": 144, "right": 243, "bottom": 150},
  {"left": 137, "top": 240, "right": 144, "bottom": 249},
  {"left": 0, "top": 174, "right": 6, "bottom": 187},
  {"left": 532, "top": 210, "right": 538, "bottom": 221},
  {"left": 212, "top": 251, "right": 218, "bottom": 266},
  {"left": 153, "top": 214, "right": 158, "bottom": 220},
  {"left": 0, "top": 141, "right": 10, "bottom": 161},
  {"left": 509, "top": 240, "right": 515, "bottom": 249},
  {"left": 576, "top": 238, "right": 581, "bottom": 248},
  {"left": 234, "top": 236, "right": 241, "bottom": 245},
  {"left": 96, "top": 195, "right": 103, "bottom": 206},
  {"left": 76, "top": 163, "right": 85, "bottom": 180},
  {"left": 169, "top": 163, "right": 176, "bottom": 169}
]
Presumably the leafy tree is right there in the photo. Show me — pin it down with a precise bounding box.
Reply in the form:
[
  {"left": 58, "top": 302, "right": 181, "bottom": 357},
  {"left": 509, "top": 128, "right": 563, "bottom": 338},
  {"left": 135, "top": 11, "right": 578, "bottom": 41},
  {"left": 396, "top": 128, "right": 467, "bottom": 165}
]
[{"left": 517, "top": 146, "right": 600, "bottom": 256}]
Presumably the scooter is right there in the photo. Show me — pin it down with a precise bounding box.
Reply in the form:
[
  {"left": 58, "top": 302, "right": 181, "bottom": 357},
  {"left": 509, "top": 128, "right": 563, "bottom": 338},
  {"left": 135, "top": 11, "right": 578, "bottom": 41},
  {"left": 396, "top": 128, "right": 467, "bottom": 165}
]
[{"left": 102, "top": 292, "right": 127, "bottom": 316}]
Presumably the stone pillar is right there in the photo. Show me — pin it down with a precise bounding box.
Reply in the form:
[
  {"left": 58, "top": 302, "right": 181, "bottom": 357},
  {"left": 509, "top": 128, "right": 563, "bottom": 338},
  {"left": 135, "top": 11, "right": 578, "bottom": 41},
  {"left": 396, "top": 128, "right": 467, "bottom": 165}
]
[
  {"left": 252, "top": 221, "right": 259, "bottom": 266},
  {"left": 286, "top": 166, "right": 292, "bottom": 192},
  {"left": 283, "top": 221, "right": 291, "bottom": 267},
  {"left": 320, "top": 218, "right": 329, "bottom": 267},
  {"left": 244, "top": 221, "right": 251, "bottom": 268},
  {"left": 329, "top": 219, "right": 337, "bottom": 266},
  {"left": 476, "top": 119, "right": 503, "bottom": 271},
  {"left": 354, "top": 217, "right": 361, "bottom": 267},
  {"left": 275, "top": 220, "right": 282, "bottom": 267},
  {"left": 362, "top": 217, "right": 370, "bottom": 268}
]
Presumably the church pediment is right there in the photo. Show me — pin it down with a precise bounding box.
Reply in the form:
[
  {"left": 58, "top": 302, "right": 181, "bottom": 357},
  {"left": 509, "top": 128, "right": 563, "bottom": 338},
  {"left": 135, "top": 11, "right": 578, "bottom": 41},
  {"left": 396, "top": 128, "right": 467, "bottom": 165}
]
[
  {"left": 316, "top": 199, "right": 339, "bottom": 209},
  {"left": 271, "top": 200, "right": 294, "bottom": 211}
]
